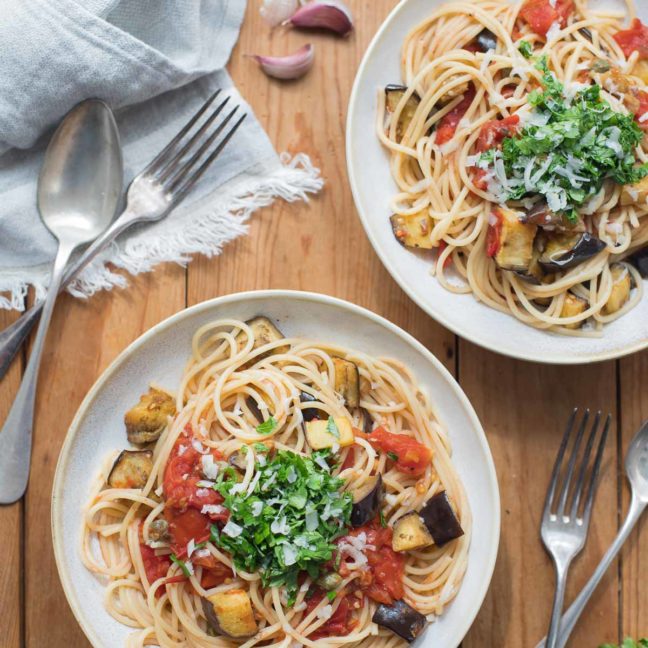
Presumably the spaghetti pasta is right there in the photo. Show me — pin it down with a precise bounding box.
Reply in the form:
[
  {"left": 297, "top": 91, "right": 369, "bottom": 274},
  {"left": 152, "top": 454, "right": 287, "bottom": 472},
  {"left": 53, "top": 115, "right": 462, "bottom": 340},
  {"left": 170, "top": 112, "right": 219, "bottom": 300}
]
[
  {"left": 81, "top": 317, "right": 470, "bottom": 647},
  {"left": 379, "top": 0, "right": 648, "bottom": 336}
]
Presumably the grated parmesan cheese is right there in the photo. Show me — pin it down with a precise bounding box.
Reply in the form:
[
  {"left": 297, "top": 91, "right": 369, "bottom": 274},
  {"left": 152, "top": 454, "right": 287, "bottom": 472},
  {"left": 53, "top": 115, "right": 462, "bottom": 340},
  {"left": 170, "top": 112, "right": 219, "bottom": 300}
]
[{"left": 201, "top": 503, "right": 225, "bottom": 515}]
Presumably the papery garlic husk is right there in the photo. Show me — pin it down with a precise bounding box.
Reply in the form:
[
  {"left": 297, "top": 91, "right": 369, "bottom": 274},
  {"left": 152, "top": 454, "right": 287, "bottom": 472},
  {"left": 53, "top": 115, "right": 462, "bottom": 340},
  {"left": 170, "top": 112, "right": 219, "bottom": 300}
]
[
  {"left": 289, "top": 0, "right": 353, "bottom": 36},
  {"left": 253, "top": 44, "right": 315, "bottom": 80},
  {"left": 260, "top": 0, "right": 299, "bottom": 27}
]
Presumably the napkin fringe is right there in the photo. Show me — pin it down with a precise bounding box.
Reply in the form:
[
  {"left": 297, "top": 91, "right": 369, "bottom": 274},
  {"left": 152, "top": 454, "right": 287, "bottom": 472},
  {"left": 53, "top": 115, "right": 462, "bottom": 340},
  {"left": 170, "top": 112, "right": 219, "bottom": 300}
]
[{"left": 0, "top": 153, "right": 323, "bottom": 310}]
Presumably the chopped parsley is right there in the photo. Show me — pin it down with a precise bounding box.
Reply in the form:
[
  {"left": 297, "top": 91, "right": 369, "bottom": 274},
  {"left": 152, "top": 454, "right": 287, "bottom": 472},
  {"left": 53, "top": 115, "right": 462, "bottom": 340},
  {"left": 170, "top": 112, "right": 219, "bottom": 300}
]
[
  {"left": 379, "top": 510, "right": 387, "bottom": 528},
  {"left": 213, "top": 449, "right": 352, "bottom": 605},
  {"left": 170, "top": 553, "right": 192, "bottom": 577},
  {"left": 256, "top": 416, "right": 277, "bottom": 435},
  {"left": 518, "top": 40, "right": 533, "bottom": 58},
  {"left": 479, "top": 56, "right": 648, "bottom": 222},
  {"left": 326, "top": 590, "right": 337, "bottom": 602},
  {"left": 387, "top": 451, "right": 399, "bottom": 462},
  {"left": 326, "top": 416, "right": 340, "bottom": 439}
]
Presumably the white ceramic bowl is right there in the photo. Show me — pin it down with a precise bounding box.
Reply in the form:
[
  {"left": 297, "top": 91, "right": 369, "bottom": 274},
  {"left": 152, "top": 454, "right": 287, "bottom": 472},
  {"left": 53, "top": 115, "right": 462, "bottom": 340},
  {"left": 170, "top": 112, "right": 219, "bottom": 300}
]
[
  {"left": 52, "top": 290, "right": 500, "bottom": 648},
  {"left": 346, "top": 0, "right": 648, "bottom": 364}
]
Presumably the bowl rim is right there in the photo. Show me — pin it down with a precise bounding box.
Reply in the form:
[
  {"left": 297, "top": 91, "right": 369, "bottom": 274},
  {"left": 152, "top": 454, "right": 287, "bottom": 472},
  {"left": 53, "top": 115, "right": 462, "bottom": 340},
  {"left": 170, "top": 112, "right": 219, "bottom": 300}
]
[
  {"left": 345, "top": 0, "right": 648, "bottom": 365},
  {"left": 51, "top": 288, "right": 500, "bottom": 648}
]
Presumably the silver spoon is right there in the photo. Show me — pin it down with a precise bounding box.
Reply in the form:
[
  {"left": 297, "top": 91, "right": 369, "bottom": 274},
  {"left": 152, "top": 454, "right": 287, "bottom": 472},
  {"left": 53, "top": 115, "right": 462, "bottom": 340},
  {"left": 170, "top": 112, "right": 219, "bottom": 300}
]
[
  {"left": 536, "top": 419, "right": 648, "bottom": 648},
  {"left": 0, "top": 99, "right": 122, "bottom": 504}
]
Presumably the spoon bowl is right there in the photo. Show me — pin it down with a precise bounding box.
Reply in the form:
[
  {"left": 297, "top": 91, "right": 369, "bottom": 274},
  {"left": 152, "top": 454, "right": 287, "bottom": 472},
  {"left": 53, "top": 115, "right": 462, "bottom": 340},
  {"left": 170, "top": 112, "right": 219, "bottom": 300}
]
[
  {"left": 38, "top": 99, "right": 122, "bottom": 244},
  {"left": 625, "top": 420, "right": 648, "bottom": 502}
]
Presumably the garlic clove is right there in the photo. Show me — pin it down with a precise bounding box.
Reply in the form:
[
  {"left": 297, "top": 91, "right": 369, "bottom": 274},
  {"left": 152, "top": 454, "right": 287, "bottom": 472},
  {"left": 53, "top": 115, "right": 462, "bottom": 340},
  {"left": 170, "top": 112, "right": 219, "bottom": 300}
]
[
  {"left": 289, "top": 0, "right": 353, "bottom": 36},
  {"left": 252, "top": 44, "right": 315, "bottom": 80},
  {"left": 259, "top": 0, "right": 299, "bottom": 27}
]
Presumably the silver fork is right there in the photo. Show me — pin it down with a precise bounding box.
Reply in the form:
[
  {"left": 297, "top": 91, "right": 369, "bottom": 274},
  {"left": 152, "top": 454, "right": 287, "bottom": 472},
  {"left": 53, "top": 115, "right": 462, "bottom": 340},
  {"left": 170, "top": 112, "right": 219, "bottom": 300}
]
[
  {"left": 0, "top": 89, "right": 246, "bottom": 383},
  {"left": 541, "top": 408, "right": 611, "bottom": 648}
]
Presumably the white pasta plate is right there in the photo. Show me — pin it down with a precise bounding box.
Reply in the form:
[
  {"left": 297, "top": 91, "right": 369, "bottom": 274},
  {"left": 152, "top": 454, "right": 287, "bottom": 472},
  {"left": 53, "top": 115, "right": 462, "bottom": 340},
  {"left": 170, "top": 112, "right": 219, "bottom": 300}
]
[
  {"left": 51, "top": 290, "right": 499, "bottom": 648},
  {"left": 346, "top": 0, "right": 648, "bottom": 364}
]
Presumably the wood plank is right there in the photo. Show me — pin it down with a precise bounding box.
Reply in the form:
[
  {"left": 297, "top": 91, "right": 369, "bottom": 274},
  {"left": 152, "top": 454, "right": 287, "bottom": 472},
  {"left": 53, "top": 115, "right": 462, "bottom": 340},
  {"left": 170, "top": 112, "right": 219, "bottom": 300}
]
[
  {"left": 24, "top": 266, "right": 185, "bottom": 648},
  {"left": 189, "top": 0, "right": 456, "bottom": 369},
  {"left": 0, "top": 309, "right": 23, "bottom": 648},
  {"left": 460, "top": 346, "right": 620, "bottom": 647},
  {"left": 619, "top": 349, "right": 648, "bottom": 642}
]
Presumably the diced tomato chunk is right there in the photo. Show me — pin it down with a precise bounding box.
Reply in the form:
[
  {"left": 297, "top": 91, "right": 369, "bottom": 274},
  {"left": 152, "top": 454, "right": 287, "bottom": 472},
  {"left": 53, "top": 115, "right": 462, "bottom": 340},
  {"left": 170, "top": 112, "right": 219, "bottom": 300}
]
[
  {"left": 140, "top": 542, "right": 170, "bottom": 586},
  {"left": 164, "top": 507, "right": 212, "bottom": 557},
  {"left": 519, "top": 0, "right": 574, "bottom": 37},
  {"left": 476, "top": 115, "right": 520, "bottom": 153},
  {"left": 356, "top": 426, "right": 432, "bottom": 477},
  {"left": 614, "top": 18, "right": 648, "bottom": 59},
  {"left": 438, "top": 240, "right": 452, "bottom": 268},
  {"left": 198, "top": 557, "right": 233, "bottom": 589},
  {"left": 486, "top": 210, "right": 502, "bottom": 257},
  {"left": 305, "top": 591, "right": 356, "bottom": 639},
  {"left": 634, "top": 89, "right": 648, "bottom": 129},
  {"left": 473, "top": 168, "right": 489, "bottom": 191},
  {"left": 435, "top": 84, "right": 476, "bottom": 145},
  {"left": 337, "top": 521, "right": 404, "bottom": 605}
]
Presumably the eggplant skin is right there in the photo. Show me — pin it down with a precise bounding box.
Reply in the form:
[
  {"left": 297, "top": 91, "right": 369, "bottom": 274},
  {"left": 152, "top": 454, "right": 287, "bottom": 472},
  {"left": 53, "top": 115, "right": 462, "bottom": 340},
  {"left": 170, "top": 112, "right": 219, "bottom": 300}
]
[
  {"left": 419, "top": 491, "right": 464, "bottom": 547},
  {"left": 628, "top": 247, "right": 648, "bottom": 278},
  {"left": 385, "top": 85, "right": 420, "bottom": 141},
  {"left": 475, "top": 28, "right": 497, "bottom": 52},
  {"left": 539, "top": 232, "right": 606, "bottom": 271},
  {"left": 107, "top": 450, "right": 153, "bottom": 489},
  {"left": 299, "top": 391, "right": 321, "bottom": 422},
  {"left": 332, "top": 357, "right": 360, "bottom": 408},
  {"left": 372, "top": 599, "right": 427, "bottom": 643},
  {"left": 235, "top": 316, "right": 289, "bottom": 359},
  {"left": 351, "top": 474, "right": 384, "bottom": 528}
]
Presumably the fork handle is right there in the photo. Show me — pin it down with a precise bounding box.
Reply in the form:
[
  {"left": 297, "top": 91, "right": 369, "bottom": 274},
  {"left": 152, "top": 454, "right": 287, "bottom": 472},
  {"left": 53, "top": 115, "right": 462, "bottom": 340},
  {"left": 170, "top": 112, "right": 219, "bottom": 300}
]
[
  {"left": 0, "top": 208, "right": 137, "bottom": 383},
  {"left": 536, "top": 494, "right": 646, "bottom": 648},
  {"left": 546, "top": 556, "right": 573, "bottom": 648}
]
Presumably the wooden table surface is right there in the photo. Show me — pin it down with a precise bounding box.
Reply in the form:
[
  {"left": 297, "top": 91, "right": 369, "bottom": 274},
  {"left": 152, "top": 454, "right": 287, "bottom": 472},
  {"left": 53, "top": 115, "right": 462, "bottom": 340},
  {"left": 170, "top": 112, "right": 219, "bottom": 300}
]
[{"left": 1, "top": 2, "right": 646, "bottom": 647}]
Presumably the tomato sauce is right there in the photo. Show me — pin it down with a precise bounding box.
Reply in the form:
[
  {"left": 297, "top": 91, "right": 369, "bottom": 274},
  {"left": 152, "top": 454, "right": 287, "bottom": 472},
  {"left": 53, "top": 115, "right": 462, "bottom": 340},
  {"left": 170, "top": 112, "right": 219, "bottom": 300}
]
[
  {"left": 614, "top": 18, "right": 648, "bottom": 59},
  {"left": 305, "top": 591, "right": 356, "bottom": 639},
  {"left": 519, "top": 0, "right": 574, "bottom": 37},
  {"left": 476, "top": 115, "right": 520, "bottom": 153},
  {"left": 632, "top": 88, "right": 648, "bottom": 129},
  {"left": 486, "top": 210, "right": 502, "bottom": 257},
  {"left": 337, "top": 520, "right": 405, "bottom": 605},
  {"left": 435, "top": 84, "right": 476, "bottom": 145},
  {"left": 139, "top": 542, "right": 171, "bottom": 586},
  {"left": 357, "top": 426, "right": 432, "bottom": 477}
]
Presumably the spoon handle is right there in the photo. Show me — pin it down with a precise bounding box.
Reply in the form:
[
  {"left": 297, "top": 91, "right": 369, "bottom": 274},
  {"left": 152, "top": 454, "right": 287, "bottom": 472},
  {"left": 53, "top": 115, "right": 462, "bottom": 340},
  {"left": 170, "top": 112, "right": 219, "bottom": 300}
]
[
  {"left": 0, "top": 210, "right": 136, "bottom": 383},
  {"left": 0, "top": 241, "right": 76, "bottom": 504},
  {"left": 536, "top": 493, "right": 646, "bottom": 648}
]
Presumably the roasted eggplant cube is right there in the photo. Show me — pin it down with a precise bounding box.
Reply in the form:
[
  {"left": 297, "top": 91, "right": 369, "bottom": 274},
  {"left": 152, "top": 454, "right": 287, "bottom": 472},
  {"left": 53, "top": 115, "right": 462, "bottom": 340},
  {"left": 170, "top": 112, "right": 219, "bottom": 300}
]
[
  {"left": 392, "top": 511, "right": 434, "bottom": 552},
  {"left": 235, "top": 316, "right": 289, "bottom": 359},
  {"left": 124, "top": 387, "right": 176, "bottom": 444},
  {"left": 559, "top": 293, "right": 588, "bottom": 330},
  {"left": 351, "top": 474, "right": 384, "bottom": 528},
  {"left": 515, "top": 245, "right": 544, "bottom": 285},
  {"left": 390, "top": 212, "right": 434, "bottom": 249},
  {"left": 475, "top": 28, "right": 497, "bottom": 52},
  {"left": 305, "top": 417, "right": 354, "bottom": 450},
  {"left": 360, "top": 407, "right": 374, "bottom": 434},
  {"left": 603, "top": 264, "right": 632, "bottom": 315},
  {"left": 539, "top": 232, "right": 606, "bottom": 272},
  {"left": 493, "top": 207, "right": 537, "bottom": 273},
  {"left": 385, "top": 85, "right": 420, "bottom": 141},
  {"left": 332, "top": 357, "right": 360, "bottom": 408},
  {"left": 621, "top": 175, "right": 648, "bottom": 207},
  {"left": 107, "top": 450, "right": 153, "bottom": 489},
  {"left": 420, "top": 491, "right": 464, "bottom": 547},
  {"left": 201, "top": 590, "right": 257, "bottom": 639},
  {"left": 372, "top": 599, "right": 427, "bottom": 643},
  {"left": 632, "top": 59, "right": 648, "bottom": 86}
]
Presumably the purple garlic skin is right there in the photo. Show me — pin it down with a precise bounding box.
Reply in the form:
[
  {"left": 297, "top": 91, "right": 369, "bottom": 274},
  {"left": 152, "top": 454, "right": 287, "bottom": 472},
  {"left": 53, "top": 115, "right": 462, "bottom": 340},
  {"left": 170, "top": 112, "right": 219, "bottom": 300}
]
[
  {"left": 253, "top": 44, "right": 315, "bottom": 80},
  {"left": 289, "top": 1, "right": 354, "bottom": 36}
]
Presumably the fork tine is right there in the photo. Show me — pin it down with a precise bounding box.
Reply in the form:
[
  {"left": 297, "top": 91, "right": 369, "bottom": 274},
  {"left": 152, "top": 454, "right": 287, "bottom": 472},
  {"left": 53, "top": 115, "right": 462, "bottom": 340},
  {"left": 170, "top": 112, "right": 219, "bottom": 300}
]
[
  {"left": 156, "top": 95, "right": 232, "bottom": 184},
  {"left": 165, "top": 106, "right": 239, "bottom": 193},
  {"left": 569, "top": 411, "right": 602, "bottom": 520},
  {"left": 543, "top": 408, "right": 578, "bottom": 519},
  {"left": 556, "top": 409, "right": 590, "bottom": 518},
  {"left": 581, "top": 413, "right": 611, "bottom": 525},
  {"left": 145, "top": 89, "right": 222, "bottom": 177},
  {"left": 170, "top": 113, "right": 247, "bottom": 205}
]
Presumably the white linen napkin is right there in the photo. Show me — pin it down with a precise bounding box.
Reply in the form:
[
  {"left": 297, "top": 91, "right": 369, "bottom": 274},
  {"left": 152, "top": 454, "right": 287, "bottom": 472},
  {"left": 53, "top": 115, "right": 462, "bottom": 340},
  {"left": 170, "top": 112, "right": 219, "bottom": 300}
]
[{"left": 0, "top": 0, "right": 322, "bottom": 309}]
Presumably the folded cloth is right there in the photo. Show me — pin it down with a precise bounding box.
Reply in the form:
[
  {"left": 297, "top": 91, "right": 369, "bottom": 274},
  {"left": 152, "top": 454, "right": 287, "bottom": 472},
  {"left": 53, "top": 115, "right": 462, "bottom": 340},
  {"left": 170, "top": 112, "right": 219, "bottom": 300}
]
[{"left": 0, "top": 0, "right": 322, "bottom": 309}]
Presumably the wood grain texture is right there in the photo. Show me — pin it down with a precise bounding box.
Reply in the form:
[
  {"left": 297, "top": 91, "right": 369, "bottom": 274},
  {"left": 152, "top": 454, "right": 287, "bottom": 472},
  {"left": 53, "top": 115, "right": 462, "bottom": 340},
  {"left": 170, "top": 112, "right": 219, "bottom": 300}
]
[
  {"left": 619, "top": 350, "right": 648, "bottom": 641},
  {"left": 0, "top": 1, "right": 643, "bottom": 647},
  {"left": 459, "top": 348, "right": 620, "bottom": 647}
]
